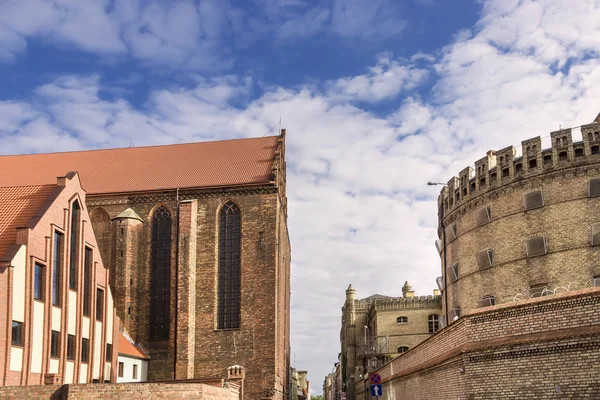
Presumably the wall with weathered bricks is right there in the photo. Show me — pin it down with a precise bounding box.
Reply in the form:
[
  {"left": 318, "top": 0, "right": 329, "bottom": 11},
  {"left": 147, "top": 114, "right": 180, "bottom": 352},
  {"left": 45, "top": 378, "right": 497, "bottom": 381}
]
[
  {"left": 438, "top": 121, "right": 600, "bottom": 316},
  {"left": 356, "top": 288, "right": 600, "bottom": 400},
  {"left": 87, "top": 186, "right": 289, "bottom": 399},
  {"left": 0, "top": 381, "right": 239, "bottom": 400}
]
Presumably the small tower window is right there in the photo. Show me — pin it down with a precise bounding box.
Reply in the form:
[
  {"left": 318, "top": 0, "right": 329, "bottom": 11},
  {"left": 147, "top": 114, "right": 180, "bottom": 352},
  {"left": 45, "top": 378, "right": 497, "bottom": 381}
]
[
  {"left": 515, "top": 163, "right": 523, "bottom": 174},
  {"left": 476, "top": 249, "right": 493, "bottom": 269},
  {"left": 559, "top": 151, "right": 568, "bottom": 161},
  {"left": 477, "top": 295, "right": 496, "bottom": 308},
  {"left": 543, "top": 154, "right": 552, "bottom": 165},
  {"left": 526, "top": 236, "right": 548, "bottom": 257},
  {"left": 450, "top": 263, "right": 459, "bottom": 282},
  {"left": 575, "top": 148, "right": 584, "bottom": 158},
  {"left": 396, "top": 316, "right": 408, "bottom": 324},
  {"left": 528, "top": 159, "right": 537, "bottom": 169},
  {"left": 397, "top": 346, "right": 409, "bottom": 354},
  {"left": 529, "top": 284, "right": 548, "bottom": 298},
  {"left": 524, "top": 190, "right": 544, "bottom": 210},
  {"left": 592, "top": 145, "right": 600, "bottom": 155},
  {"left": 502, "top": 168, "right": 509, "bottom": 178}
]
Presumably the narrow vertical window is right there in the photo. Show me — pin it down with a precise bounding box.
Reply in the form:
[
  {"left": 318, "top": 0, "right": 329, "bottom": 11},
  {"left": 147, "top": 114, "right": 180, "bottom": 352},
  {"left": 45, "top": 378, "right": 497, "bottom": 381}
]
[
  {"left": 96, "top": 288, "right": 104, "bottom": 321},
  {"left": 81, "top": 338, "right": 89, "bottom": 362},
  {"left": 52, "top": 232, "right": 64, "bottom": 306},
  {"left": 428, "top": 314, "right": 440, "bottom": 333},
  {"left": 83, "top": 248, "right": 92, "bottom": 316},
  {"left": 118, "top": 362, "right": 124, "bottom": 377},
  {"left": 218, "top": 201, "right": 241, "bottom": 329},
  {"left": 132, "top": 364, "right": 138, "bottom": 379},
  {"left": 150, "top": 206, "right": 172, "bottom": 340},
  {"left": 51, "top": 331, "right": 60, "bottom": 357},
  {"left": 67, "top": 335, "right": 75, "bottom": 360},
  {"left": 11, "top": 321, "right": 23, "bottom": 346},
  {"left": 106, "top": 343, "right": 112, "bottom": 361},
  {"left": 34, "top": 263, "right": 45, "bottom": 301},
  {"left": 69, "top": 201, "right": 80, "bottom": 290}
]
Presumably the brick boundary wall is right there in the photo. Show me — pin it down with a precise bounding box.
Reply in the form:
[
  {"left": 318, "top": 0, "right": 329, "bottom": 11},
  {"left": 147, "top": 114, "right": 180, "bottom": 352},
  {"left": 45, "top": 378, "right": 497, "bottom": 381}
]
[
  {"left": 356, "top": 287, "right": 600, "bottom": 400},
  {"left": 0, "top": 380, "right": 239, "bottom": 400}
]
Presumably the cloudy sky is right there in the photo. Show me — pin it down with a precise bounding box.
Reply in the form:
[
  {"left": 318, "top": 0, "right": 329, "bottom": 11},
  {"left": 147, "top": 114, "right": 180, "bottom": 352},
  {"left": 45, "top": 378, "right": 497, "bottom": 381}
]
[{"left": 2, "top": 0, "right": 600, "bottom": 394}]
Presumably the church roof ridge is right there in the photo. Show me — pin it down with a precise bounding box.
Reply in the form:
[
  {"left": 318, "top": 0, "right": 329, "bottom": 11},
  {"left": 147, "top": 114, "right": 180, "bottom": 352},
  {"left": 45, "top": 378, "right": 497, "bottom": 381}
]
[{"left": 0, "top": 134, "right": 281, "bottom": 194}]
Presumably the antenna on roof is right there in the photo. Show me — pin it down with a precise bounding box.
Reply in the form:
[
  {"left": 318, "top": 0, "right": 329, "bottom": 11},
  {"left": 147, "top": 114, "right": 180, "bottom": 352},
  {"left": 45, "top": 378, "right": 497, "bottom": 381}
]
[{"left": 262, "top": 120, "right": 281, "bottom": 137}]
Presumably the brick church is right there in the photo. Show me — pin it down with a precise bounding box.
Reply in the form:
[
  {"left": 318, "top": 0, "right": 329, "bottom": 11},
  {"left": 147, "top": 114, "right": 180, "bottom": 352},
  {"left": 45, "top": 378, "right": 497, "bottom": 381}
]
[{"left": 0, "top": 131, "right": 291, "bottom": 399}]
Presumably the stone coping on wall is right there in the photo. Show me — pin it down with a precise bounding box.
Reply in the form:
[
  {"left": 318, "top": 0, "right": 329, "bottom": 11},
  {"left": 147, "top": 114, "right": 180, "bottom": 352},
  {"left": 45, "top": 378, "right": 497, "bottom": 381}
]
[{"left": 359, "top": 286, "right": 600, "bottom": 389}]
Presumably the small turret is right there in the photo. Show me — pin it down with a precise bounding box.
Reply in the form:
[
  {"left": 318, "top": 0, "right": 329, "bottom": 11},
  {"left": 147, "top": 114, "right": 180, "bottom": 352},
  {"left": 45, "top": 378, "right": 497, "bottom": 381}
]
[{"left": 402, "top": 281, "right": 415, "bottom": 298}]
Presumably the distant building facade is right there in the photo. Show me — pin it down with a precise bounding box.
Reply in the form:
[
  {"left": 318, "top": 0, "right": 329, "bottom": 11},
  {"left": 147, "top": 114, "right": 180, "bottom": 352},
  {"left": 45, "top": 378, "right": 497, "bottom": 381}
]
[
  {"left": 340, "top": 283, "right": 441, "bottom": 400},
  {"left": 0, "top": 132, "right": 291, "bottom": 399},
  {"left": 0, "top": 173, "right": 118, "bottom": 386},
  {"left": 116, "top": 328, "right": 149, "bottom": 383}
]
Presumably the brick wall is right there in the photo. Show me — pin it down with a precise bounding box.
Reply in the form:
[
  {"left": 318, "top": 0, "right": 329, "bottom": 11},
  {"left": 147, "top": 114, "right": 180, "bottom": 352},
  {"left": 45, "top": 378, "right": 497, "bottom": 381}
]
[
  {"left": 358, "top": 288, "right": 600, "bottom": 400},
  {"left": 87, "top": 187, "right": 290, "bottom": 399},
  {"left": 0, "top": 381, "right": 239, "bottom": 400},
  {"left": 439, "top": 135, "right": 600, "bottom": 316}
]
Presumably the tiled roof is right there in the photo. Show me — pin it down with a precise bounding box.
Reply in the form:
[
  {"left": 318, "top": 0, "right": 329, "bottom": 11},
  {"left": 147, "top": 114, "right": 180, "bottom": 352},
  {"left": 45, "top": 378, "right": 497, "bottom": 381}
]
[
  {"left": 118, "top": 329, "right": 150, "bottom": 360},
  {"left": 0, "top": 185, "right": 56, "bottom": 259},
  {"left": 0, "top": 136, "right": 280, "bottom": 194}
]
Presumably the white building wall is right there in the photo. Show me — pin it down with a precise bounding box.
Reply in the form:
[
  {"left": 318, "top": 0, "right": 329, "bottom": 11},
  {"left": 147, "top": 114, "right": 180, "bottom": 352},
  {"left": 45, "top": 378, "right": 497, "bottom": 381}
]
[
  {"left": 116, "top": 356, "right": 148, "bottom": 383},
  {"left": 30, "top": 301, "right": 45, "bottom": 373},
  {"left": 65, "top": 361, "right": 74, "bottom": 384},
  {"left": 92, "top": 321, "right": 102, "bottom": 379},
  {"left": 10, "top": 246, "right": 26, "bottom": 323},
  {"left": 68, "top": 291, "right": 77, "bottom": 335}
]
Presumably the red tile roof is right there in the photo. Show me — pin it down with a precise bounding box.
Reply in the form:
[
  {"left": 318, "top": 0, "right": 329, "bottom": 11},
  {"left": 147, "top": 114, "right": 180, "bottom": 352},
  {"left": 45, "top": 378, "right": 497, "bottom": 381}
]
[
  {"left": 118, "top": 329, "right": 150, "bottom": 360},
  {"left": 0, "top": 136, "right": 280, "bottom": 194},
  {"left": 0, "top": 185, "right": 56, "bottom": 259}
]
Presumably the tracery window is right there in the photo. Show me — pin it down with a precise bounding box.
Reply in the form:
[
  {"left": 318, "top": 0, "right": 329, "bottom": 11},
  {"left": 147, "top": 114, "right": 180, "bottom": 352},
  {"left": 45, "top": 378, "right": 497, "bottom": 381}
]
[
  {"left": 218, "top": 201, "right": 241, "bottom": 329},
  {"left": 149, "top": 206, "right": 172, "bottom": 339}
]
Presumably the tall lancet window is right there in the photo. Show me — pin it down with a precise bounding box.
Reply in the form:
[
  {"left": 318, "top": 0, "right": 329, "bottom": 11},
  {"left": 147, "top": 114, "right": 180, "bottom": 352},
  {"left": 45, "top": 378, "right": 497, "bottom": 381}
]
[
  {"left": 218, "top": 201, "right": 241, "bottom": 329},
  {"left": 150, "top": 206, "right": 172, "bottom": 340}
]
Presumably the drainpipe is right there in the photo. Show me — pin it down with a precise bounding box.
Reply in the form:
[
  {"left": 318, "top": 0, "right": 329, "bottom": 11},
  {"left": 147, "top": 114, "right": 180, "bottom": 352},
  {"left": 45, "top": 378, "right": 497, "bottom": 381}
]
[
  {"left": 440, "top": 200, "right": 449, "bottom": 323},
  {"left": 173, "top": 188, "right": 180, "bottom": 380}
]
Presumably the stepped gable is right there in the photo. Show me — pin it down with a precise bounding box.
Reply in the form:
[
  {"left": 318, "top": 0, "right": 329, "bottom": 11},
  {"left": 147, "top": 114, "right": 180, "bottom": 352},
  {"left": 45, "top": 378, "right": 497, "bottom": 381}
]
[
  {"left": 0, "top": 135, "right": 280, "bottom": 194},
  {"left": 0, "top": 184, "right": 56, "bottom": 260}
]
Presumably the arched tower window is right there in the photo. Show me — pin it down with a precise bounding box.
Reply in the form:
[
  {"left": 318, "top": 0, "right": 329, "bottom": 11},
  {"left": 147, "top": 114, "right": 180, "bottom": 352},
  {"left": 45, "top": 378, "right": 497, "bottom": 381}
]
[
  {"left": 150, "top": 206, "right": 172, "bottom": 340},
  {"left": 91, "top": 208, "right": 111, "bottom": 267},
  {"left": 218, "top": 201, "right": 241, "bottom": 329}
]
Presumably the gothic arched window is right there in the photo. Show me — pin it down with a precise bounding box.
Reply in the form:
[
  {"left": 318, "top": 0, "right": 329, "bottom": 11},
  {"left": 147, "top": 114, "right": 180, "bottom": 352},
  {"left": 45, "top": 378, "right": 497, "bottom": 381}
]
[
  {"left": 91, "top": 208, "right": 111, "bottom": 267},
  {"left": 150, "top": 206, "right": 172, "bottom": 340},
  {"left": 218, "top": 201, "right": 241, "bottom": 329}
]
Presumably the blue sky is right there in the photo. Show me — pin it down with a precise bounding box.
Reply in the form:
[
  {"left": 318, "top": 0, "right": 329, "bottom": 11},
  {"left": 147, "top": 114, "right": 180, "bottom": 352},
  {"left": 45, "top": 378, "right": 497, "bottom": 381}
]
[{"left": 2, "top": 0, "right": 600, "bottom": 395}]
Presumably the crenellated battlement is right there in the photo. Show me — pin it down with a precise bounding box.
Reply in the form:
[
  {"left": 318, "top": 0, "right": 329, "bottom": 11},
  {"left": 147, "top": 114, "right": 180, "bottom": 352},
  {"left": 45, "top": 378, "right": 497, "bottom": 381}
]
[
  {"left": 370, "top": 295, "right": 442, "bottom": 311},
  {"left": 438, "top": 116, "right": 600, "bottom": 213}
]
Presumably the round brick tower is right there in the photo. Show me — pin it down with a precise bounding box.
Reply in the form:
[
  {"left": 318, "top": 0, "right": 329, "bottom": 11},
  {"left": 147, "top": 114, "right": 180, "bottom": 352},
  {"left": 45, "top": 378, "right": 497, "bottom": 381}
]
[{"left": 437, "top": 115, "right": 600, "bottom": 321}]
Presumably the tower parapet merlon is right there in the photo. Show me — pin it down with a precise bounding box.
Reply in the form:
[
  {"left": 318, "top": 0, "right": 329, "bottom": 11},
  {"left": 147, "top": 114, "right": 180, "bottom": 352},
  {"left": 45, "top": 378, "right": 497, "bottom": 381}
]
[{"left": 439, "top": 120, "right": 600, "bottom": 212}]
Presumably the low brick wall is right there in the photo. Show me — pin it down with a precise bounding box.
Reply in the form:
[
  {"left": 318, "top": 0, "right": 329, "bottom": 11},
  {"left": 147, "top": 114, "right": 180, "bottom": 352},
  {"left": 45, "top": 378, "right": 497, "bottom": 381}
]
[
  {"left": 0, "top": 380, "right": 239, "bottom": 400},
  {"left": 357, "top": 287, "right": 600, "bottom": 400}
]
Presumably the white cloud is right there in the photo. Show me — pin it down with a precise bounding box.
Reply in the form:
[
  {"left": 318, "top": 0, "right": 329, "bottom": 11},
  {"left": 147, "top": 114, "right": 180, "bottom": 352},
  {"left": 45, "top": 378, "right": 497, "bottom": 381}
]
[
  {"left": 0, "top": 0, "right": 409, "bottom": 67},
  {"left": 328, "top": 54, "right": 429, "bottom": 102},
  {"left": 3, "top": 0, "right": 600, "bottom": 393}
]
